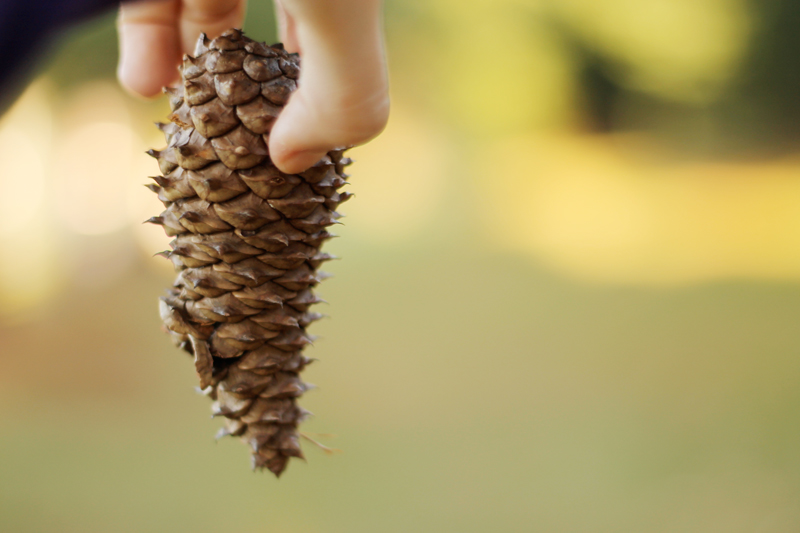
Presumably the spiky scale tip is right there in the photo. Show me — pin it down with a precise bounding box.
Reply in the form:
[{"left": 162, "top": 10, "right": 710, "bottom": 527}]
[{"left": 148, "top": 29, "right": 350, "bottom": 476}]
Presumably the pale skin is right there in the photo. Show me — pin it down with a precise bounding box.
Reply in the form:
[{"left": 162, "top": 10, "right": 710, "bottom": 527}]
[{"left": 117, "top": 0, "right": 390, "bottom": 174}]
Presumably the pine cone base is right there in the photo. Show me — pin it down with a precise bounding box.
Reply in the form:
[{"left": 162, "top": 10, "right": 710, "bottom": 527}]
[{"left": 148, "top": 29, "right": 350, "bottom": 476}]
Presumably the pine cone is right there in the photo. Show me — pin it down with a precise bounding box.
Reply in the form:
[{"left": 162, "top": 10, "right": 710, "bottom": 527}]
[{"left": 147, "top": 29, "right": 351, "bottom": 476}]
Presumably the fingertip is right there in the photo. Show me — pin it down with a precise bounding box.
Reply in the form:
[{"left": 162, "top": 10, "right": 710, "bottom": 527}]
[
  {"left": 117, "top": 63, "right": 163, "bottom": 98},
  {"left": 271, "top": 147, "right": 328, "bottom": 175},
  {"left": 268, "top": 94, "right": 328, "bottom": 173}
]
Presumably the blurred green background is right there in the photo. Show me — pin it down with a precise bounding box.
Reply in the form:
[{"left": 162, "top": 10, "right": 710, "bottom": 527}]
[{"left": 3, "top": 1, "right": 800, "bottom": 531}]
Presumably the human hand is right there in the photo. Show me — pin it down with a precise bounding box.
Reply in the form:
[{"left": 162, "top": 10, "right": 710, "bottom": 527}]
[{"left": 117, "top": 0, "right": 389, "bottom": 173}]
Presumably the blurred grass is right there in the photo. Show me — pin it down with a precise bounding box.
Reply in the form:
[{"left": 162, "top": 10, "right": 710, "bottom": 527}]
[{"left": 3, "top": 240, "right": 800, "bottom": 531}]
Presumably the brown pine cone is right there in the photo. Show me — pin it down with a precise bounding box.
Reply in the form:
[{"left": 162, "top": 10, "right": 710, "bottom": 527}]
[{"left": 147, "top": 29, "right": 351, "bottom": 476}]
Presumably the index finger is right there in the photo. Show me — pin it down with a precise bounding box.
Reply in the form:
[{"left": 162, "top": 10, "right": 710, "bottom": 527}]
[
  {"left": 117, "top": 0, "right": 245, "bottom": 98},
  {"left": 117, "top": 0, "right": 181, "bottom": 97}
]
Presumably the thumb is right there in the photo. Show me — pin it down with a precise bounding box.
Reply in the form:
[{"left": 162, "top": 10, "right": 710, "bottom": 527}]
[
  {"left": 268, "top": 88, "right": 332, "bottom": 174},
  {"left": 268, "top": 0, "right": 390, "bottom": 174}
]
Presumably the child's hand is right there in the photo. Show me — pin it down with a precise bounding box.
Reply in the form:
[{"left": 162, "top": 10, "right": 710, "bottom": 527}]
[{"left": 117, "top": 0, "right": 389, "bottom": 173}]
